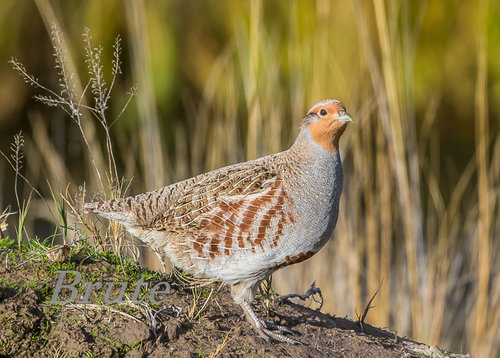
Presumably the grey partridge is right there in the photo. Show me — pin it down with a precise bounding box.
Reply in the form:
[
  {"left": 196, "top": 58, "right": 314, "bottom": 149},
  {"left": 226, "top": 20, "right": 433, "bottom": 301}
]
[{"left": 84, "top": 99, "right": 353, "bottom": 343}]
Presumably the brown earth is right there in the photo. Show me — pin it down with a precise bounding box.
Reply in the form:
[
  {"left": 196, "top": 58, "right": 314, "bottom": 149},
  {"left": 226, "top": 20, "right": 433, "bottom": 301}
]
[{"left": 0, "top": 247, "right": 470, "bottom": 358}]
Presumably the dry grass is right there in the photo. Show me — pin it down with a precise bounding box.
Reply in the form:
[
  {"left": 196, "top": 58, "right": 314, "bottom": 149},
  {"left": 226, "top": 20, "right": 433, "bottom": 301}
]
[{"left": 2, "top": 0, "right": 499, "bottom": 356}]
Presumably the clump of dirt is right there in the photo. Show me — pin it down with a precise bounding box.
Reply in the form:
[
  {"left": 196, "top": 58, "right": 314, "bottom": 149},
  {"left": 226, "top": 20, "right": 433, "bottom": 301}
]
[{"left": 0, "top": 247, "right": 470, "bottom": 357}]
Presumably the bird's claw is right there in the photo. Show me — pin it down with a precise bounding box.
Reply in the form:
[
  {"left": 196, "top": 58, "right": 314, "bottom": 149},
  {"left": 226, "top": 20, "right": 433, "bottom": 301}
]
[
  {"left": 241, "top": 301, "right": 303, "bottom": 345},
  {"left": 259, "top": 318, "right": 295, "bottom": 335},
  {"left": 258, "top": 326, "right": 303, "bottom": 345}
]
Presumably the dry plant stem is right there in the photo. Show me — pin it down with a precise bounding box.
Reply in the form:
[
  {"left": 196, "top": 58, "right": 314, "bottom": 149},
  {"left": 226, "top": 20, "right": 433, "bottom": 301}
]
[
  {"left": 11, "top": 132, "right": 24, "bottom": 214},
  {"left": 242, "top": 0, "right": 262, "bottom": 160},
  {"left": 208, "top": 328, "right": 234, "bottom": 358},
  {"left": 357, "top": 281, "right": 383, "bottom": 333},
  {"left": 82, "top": 28, "right": 120, "bottom": 183},
  {"left": 63, "top": 303, "right": 147, "bottom": 327},
  {"left": 473, "top": 0, "right": 490, "bottom": 354},
  {"left": 34, "top": 0, "right": 108, "bottom": 189},
  {"left": 125, "top": 0, "right": 165, "bottom": 190},
  {"left": 192, "top": 282, "right": 224, "bottom": 321},
  {"left": 5, "top": 132, "right": 34, "bottom": 247},
  {"left": 9, "top": 54, "right": 104, "bottom": 191},
  {"left": 0, "top": 208, "right": 14, "bottom": 239},
  {"left": 60, "top": 185, "right": 91, "bottom": 232},
  {"left": 172, "top": 267, "right": 215, "bottom": 289},
  {"left": 0, "top": 135, "right": 69, "bottom": 240}
]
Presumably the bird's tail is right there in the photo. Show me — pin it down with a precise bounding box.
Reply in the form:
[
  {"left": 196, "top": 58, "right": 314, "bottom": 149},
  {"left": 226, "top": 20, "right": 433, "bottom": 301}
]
[{"left": 84, "top": 198, "right": 136, "bottom": 224}]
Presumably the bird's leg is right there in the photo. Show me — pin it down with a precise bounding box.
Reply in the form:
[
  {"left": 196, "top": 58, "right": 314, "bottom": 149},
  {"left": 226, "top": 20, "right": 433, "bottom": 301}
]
[{"left": 240, "top": 301, "right": 302, "bottom": 345}]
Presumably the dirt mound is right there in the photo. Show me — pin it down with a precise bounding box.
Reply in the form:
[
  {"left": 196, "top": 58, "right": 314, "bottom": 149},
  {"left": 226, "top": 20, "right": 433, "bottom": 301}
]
[{"left": 0, "top": 247, "right": 470, "bottom": 357}]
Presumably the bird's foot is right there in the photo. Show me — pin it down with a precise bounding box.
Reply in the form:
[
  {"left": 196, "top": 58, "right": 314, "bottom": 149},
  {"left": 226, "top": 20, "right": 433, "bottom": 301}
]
[
  {"left": 257, "top": 325, "right": 302, "bottom": 345},
  {"left": 257, "top": 318, "right": 295, "bottom": 335},
  {"left": 240, "top": 302, "right": 303, "bottom": 345},
  {"left": 258, "top": 318, "right": 302, "bottom": 344}
]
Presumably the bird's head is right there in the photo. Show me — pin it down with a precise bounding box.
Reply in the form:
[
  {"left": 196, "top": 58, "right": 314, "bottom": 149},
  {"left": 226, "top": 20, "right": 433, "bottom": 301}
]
[{"left": 303, "top": 99, "right": 353, "bottom": 153}]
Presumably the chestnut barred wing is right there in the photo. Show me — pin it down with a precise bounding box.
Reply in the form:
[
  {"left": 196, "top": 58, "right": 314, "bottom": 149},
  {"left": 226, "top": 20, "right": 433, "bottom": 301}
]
[{"left": 151, "top": 164, "right": 295, "bottom": 259}]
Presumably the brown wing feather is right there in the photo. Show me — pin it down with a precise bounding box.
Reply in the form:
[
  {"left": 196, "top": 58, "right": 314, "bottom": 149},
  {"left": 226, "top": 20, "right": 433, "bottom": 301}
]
[
  {"left": 150, "top": 163, "right": 277, "bottom": 230},
  {"left": 149, "top": 161, "right": 296, "bottom": 260}
]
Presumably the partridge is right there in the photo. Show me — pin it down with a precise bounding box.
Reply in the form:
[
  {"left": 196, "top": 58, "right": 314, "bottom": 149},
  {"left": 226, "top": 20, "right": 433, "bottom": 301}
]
[{"left": 84, "top": 99, "right": 352, "bottom": 343}]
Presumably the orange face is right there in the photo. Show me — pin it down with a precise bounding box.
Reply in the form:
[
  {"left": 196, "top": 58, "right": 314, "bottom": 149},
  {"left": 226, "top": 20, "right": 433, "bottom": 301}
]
[{"left": 305, "top": 100, "right": 353, "bottom": 153}]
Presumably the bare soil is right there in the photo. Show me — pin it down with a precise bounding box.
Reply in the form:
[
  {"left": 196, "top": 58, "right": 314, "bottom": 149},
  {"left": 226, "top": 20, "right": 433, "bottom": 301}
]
[{"left": 0, "top": 247, "right": 470, "bottom": 357}]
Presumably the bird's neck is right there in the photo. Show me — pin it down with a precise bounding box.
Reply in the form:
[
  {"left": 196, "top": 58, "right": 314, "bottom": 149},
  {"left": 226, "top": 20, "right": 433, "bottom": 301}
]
[
  {"left": 281, "top": 126, "right": 342, "bottom": 180},
  {"left": 288, "top": 125, "right": 340, "bottom": 160}
]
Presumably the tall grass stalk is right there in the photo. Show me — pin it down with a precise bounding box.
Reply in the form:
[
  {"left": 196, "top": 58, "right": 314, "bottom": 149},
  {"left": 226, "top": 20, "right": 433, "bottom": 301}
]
[
  {"left": 125, "top": 0, "right": 166, "bottom": 189},
  {"left": 34, "top": 0, "right": 108, "bottom": 191},
  {"left": 472, "top": 0, "right": 491, "bottom": 355},
  {"left": 15, "top": 195, "right": 32, "bottom": 250}
]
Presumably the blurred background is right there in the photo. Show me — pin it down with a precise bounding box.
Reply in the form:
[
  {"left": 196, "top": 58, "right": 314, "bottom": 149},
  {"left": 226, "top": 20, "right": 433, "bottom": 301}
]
[{"left": 0, "top": 0, "right": 499, "bottom": 356}]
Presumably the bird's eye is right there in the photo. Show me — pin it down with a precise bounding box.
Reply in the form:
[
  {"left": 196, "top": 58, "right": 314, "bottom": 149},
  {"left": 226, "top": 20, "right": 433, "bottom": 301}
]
[{"left": 320, "top": 109, "right": 327, "bottom": 116}]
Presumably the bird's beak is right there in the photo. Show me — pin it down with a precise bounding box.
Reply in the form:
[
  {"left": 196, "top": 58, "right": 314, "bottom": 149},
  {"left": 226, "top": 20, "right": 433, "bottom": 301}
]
[{"left": 338, "top": 112, "right": 353, "bottom": 123}]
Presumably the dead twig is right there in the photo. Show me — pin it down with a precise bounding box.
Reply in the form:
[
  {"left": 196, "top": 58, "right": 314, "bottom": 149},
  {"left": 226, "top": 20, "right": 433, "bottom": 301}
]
[
  {"left": 278, "top": 281, "right": 323, "bottom": 310},
  {"left": 356, "top": 280, "right": 383, "bottom": 332}
]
